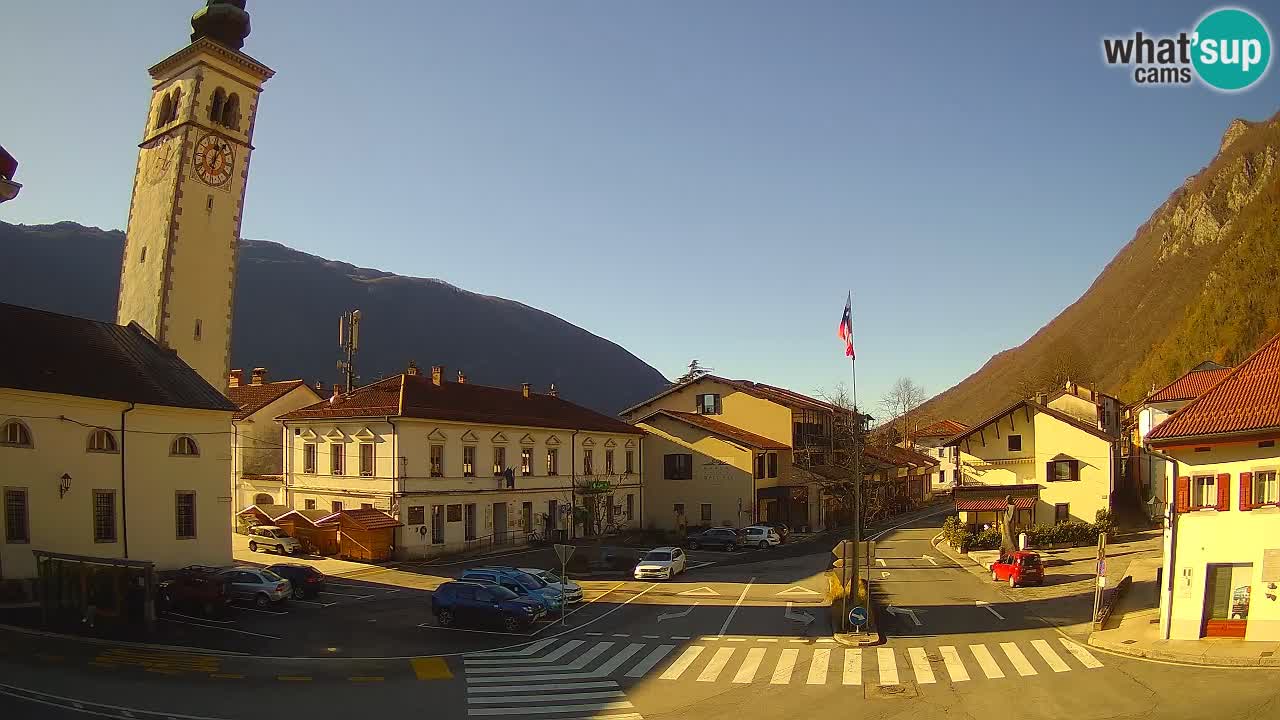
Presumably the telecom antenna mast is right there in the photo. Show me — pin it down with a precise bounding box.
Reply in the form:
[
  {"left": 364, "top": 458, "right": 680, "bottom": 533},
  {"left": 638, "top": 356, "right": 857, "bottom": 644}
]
[{"left": 337, "top": 309, "right": 361, "bottom": 393}]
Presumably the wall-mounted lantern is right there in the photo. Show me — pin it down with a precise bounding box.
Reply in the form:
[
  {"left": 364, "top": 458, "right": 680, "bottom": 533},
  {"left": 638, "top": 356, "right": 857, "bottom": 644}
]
[{"left": 59, "top": 473, "right": 72, "bottom": 499}]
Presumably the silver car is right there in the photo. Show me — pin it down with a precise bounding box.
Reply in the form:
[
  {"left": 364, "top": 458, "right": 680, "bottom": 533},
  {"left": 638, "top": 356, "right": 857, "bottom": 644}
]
[
  {"left": 218, "top": 567, "right": 291, "bottom": 608},
  {"left": 519, "top": 568, "right": 584, "bottom": 604},
  {"left": 247, "top": 525, "right": 301, "bottom": 555}
]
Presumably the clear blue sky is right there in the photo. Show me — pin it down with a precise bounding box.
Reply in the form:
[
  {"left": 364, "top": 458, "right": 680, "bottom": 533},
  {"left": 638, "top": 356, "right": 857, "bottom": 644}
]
[{"left": 3, "top": 2, "right": 1277, "bottom": 409}]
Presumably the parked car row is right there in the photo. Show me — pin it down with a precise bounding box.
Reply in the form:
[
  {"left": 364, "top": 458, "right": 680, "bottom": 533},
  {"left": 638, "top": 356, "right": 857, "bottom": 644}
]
[
  {"left": 158, "top": 562, "right": 326, "bottom": 616},
  {"left": 434, "top": 565, "right": 582, "bottom": 631},
  {"left": 685, "top": 523, "right": 786, "bottom": 551}
]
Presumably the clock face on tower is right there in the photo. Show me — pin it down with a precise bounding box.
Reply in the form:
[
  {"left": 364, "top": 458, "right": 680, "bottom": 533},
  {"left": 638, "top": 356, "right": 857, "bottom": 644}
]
[{"left": 193, "top": 133, "right": 235, "bottom": 187}]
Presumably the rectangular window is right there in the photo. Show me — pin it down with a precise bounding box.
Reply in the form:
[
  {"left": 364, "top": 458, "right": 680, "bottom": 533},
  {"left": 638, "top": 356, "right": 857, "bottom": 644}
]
[
  {"left": 605, "top": 449, "right": 615, "bottom": 474},
  {"left": 430, "top": 444, "right": 444, "bottom": 477},
  {"left": 4, "top": 488, "right": 28, "bottom": 543},
  {"left": 431, "top": 505, "right": 444, "bottom": 544},
  {"left": 359, "top": 443, "right": 374, "bottom": 476},
  {"left": 754, "top": 454, "right": 766, "bottom": 480},
  {"left": 521, "top": 448, "right": 533, "bottom": 476},
  {"left": 1054, "top": 503, "right": 1069, "bottom": 524},
  {"left": 1048, "top": 459, "right": 1078, "bottom": 482},
  {"left": 1254, "top": 470, "right": 1278, "bottom": 505},
  {"left": 938, "top": 448, "right": 947, "bottom": 458},
  {"left": 330, "top": 442, "right": 346, "bottom": 475},
  {"left": 331, "top": 500, "right": 343, "bottom": 513},
  {"left": 408, "top": 506, "right": 425, "bottom": 525},
  {"left": 447, "top": 504, "right": 462, "bottom": 522},
  {"left": 463, "top": 446, "right": 475, "bottom": 477},
  {"left": 583, "top": 449, "right": 594, "bottom": 475},
  {"left": 547, "top": 448, "right": 559, "bottom": 476},
  {"left": 626, "top": 493, "right": 634, "bottom": 521},
  {"left": 700, "top": 503, "right": 712, "bottom": 522},
  {"left": 1194, "top": 475, "right": 1217, "bottom": 508},
  {"left": 696, "top": 393, "right": 722, "bottom": 415},
  {"left": 493, "top": 446, "right": 506, "bottom": 475},
  {"left": 93, "top": 490, "right": 116, "bottom": 543},
  {"left": 767, "top": 452, "right": 778, "bottom": 478},
  {"left": 361, "top": 502, "right": 374, "bottom": 510},
  {"left": 625, "top": 450, "right": 635, "bottom": 474},
  {"left": 674, "top": 503, "right": 685, "bottom": 517},
  {"left": 175, "top": 492, "right": 197, "bottom": 539},
  {"left": 1007, "top": 435, "right": 1022, "bottom": 452},
  {"left": 303, "top": 443, "right": 317, "bottom": 474},
  {"left": 664, "top": 453, "right": 693, "bottom": 480},
  {"left": 938, "top": 469, "right": 947, "bottom": 484},
  {"left": 304, "top": 499, "right": 316, "bottom": 510}
]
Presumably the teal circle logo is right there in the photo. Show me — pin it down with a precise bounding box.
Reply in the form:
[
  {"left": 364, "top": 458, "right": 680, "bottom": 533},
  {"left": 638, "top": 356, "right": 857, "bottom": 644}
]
[{"left": 1192, "top": 8, "right": 1271, "bottom": 91}]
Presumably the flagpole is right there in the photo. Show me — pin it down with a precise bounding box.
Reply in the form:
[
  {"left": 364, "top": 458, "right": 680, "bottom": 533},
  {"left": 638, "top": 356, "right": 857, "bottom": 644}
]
[{"left": 848, "top": 291, "right": 862, "bottom": 632}]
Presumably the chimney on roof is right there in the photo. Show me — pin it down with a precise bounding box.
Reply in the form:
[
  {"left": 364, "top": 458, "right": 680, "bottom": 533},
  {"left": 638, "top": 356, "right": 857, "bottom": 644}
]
[
  {"left": 522, "top": 382, "right": 531, "bottom": 398},
  {"left": 406, "top": 360, "right": 419, "bottom": 376},
  {"left": 457, "top": 370, "right": 467, "bottom": 384},
  {"left": 548, "top": 383, "right": 557, "bottom": 397},
  {"left": 250, "top": 367, "right": 267, "bottom": 385},
  {"left": 1034, "top": 392, "right": 1046, "bottom": 405},
  {"left": 331, "top": 384, "right": 344, "bottom": 404},
  {"left": 431, "top": 365, "right": 443, "bottom": 386},
  {"left": 228, "top": 369, "right": 244, "bottom": 388}
]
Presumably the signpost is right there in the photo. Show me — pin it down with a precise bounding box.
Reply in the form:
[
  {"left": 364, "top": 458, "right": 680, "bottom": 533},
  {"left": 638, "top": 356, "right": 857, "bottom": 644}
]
[
  {"left": 554, "top": 543, "right": 575, "bottom": 626},
  {"left": 1091, "top": 532, "right": 1107, "bottom": 624},
  {"left": 848, "top": 606, "right": 868, "bottom": 631}
]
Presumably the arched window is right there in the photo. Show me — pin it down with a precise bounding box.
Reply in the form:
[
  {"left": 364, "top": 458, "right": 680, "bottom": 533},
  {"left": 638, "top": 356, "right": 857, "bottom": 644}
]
[
  {"left": 166, "top": 87, "right": 182, "bottom": 124},
  {"left": 1, "top": 420, "right": 33, "bottom": 448},
  {"left": 221, "top": 93, "right": 240, "bottom": 130},
  {"left": 171, "top": 435, "right": 199, "bottom": 457},
  {"left": 155, "top": 95, "right": 173, "bottom": 131},
  {"left": 254, "top": 493, "right": 273, "bottom": 506},
  {"left": 87, "top": 429, "right": 118, "bottom": 453},
  {"left": 209, "top": 88, "right": 226, "bottom": 124}
]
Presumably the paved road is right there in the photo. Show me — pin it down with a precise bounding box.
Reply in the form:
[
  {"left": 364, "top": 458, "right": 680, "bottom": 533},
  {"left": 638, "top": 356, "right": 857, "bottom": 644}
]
[{"left": 3, "top": 512, "right": 1279, "bottom": 719}]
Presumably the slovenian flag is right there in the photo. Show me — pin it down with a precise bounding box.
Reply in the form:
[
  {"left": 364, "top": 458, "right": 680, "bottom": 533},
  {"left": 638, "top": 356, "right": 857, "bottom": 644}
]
[{"left": 838, "top": 293, "right": 854, "bottom": 358}]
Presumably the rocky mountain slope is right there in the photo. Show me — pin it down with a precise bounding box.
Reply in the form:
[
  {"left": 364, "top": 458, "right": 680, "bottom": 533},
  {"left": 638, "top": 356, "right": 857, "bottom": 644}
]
[
  {"left": 925, "top": 112, "right": 1280, "bottom": 423},
  {"left": 0, "top": 221, "right": 669, "bottom": 415}
]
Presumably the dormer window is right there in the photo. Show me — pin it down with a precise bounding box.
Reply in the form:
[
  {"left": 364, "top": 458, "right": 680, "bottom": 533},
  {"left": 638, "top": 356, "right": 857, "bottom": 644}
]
[{"left": 696, "top": 393, "right": 722, "bottom": 415}]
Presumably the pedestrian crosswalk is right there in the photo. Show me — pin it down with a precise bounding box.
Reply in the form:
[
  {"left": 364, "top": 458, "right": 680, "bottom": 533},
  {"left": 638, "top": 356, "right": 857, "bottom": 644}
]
[{"left": 462, "top": 635, "right": 1103, "bottom": 707}]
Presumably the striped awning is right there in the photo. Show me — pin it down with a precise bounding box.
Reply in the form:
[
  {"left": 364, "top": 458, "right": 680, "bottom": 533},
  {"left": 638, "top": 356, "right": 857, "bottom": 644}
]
[{"left": 954, "top": 497, "right": 1036, "bottom": 512}]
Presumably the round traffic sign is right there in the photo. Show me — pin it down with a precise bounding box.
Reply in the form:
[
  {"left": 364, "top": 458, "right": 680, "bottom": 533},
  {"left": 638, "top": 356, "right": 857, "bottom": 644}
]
[{"left": 848, "top": 606, "right": 868, "bottom": 626}]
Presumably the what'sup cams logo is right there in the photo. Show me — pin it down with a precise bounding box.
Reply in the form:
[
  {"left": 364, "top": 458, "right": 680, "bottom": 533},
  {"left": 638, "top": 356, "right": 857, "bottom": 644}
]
[{"left": 1103, "top": 7, "right": 1271, "bottom": 91}]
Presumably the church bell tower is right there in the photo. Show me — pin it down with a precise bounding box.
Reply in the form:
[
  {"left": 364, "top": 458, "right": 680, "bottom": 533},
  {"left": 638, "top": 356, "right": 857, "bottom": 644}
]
[{"left": 116, "top": 1, "right": 273, "bottom": 390}]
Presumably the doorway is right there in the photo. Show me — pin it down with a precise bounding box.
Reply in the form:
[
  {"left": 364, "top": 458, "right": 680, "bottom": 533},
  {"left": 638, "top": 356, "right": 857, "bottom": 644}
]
[
  {"left": 1202, "top": 563, "right": 1252, "bottom": 638},
  {"left": 464, "top": 503, "right": 477, "bottom": 542},
  {"left": 522, "top": 502, "right": 533, "bottom": 536},
  {"left": 493, "top": 502, "right": 507, "bottom": 543}
]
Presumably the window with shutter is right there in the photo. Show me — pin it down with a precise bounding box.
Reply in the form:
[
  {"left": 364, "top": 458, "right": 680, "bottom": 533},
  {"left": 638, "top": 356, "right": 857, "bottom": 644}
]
[
  {"left": 1239, "top": 472, "right": 1253, "bottom": 511},
  {"left": 1175, "top": 476, "right": 1191, "bottom": 513},
  {"left": 1215, "top": 473, "right": 1231, "bottom": 511}
]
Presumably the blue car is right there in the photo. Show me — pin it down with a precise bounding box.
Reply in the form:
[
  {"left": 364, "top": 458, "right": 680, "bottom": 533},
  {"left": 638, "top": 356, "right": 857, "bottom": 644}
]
[
  {"left": 432, "top": 581, "right": 544, "bottom": 631},
  {"left": 460, "top": 567, "right": 564, "bottom": 613}
]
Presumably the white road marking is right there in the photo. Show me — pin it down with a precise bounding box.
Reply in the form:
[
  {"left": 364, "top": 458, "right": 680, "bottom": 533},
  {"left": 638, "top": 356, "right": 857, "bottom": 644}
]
[
  {"left": 1031, "top": 639, "right": 1070, "bottom": 672},
  {"left": 999, "top": 642, "right": 1037, "bottom": 676},
  {"left": 158, "top": 617, "right": 282, "bottom": 640},
  {"left": 593, "top": 643, "right": 646, "bottom": 676},
  {"left": 316, "top": 590, "right": 373, "bottom": 598},
  {"left": 907, "top": 647, "right": 935, "bottom": 684},
  {"left": 677, "top": 586, "right": 721, "bottom": 596},
  {"left": 465, "top": 640, "right": 582, "bottom": 665},
  {"left": 468, "top": 690, "right": 625, "bottom": 704},
  {"left": 775, "top": 586, "right": 821, "bottom": 597},
  {"left": 876, "top": 648, "right": 898, "bottom": 685},
  {"left": 842, "top": 648, "right": 862, "bottom": 685},
  {"left": 626, "top": 645, "right": 675, "bottom": 678},
  {"left": 969, "top": 644, "right": 1004, "bottom": 679},
  {"left": 939, "top": 646, "right": 969, "bottom": 682},
  {"left": 718, "top": 576, "right": 755, "bottom": 636},
  {"left": 771, "top": 648, "right": 798, "bottom": 684},
  {"left": 611, "top": 634, "right": 630, "bottom": 638},
  {"left": 1058, "top": 638, "right": 1104, "bottom": 669},
  {"left": 468, "top": 681, "right": 617, "bottom": 694},
  {"left": 807, "top": 648, "right": 831, "bottom": 685},
  {"left": 697, "top": 647, "right": 736, "bottom": 682},
  {"left": 733, "top": 647, "right": 766, "bottom": 683},
  {"left": 529, "top": 582, "right": 636, "bottom": 636},
  {"left": 466, "top": 642, "right": 613, "bottom": 677},
  {"left": 467, "top": 700, "right": 633, "bottom": 716},
  {"left": 758, "top": 638, "right": 777, "bottom": 643},
  {"left": 660, "top": 646, "right": 705, "bottom": 680}
]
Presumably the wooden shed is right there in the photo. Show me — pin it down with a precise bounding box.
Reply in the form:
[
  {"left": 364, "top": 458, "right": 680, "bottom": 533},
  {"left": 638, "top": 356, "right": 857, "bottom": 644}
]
[
  {"left": 275, "top": 509, "right": 340, "bottom": 556},
  {"left": 336, "top": 509, "right": 402, "bottom": 562},
  {"left": 236, "top": 503, "right": 290, "bottom": 533}
]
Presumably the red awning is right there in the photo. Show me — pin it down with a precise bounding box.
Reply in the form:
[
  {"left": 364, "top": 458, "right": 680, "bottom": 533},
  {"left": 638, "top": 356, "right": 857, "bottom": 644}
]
[{"left": 954, "top": 497, "right": 1036, "bottom": 512}]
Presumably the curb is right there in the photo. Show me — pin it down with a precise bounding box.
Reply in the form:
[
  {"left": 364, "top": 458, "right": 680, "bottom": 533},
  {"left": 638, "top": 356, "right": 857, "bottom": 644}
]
[
  {"left": 832, "top": 632, "right": 879, "bottom": 647},
  {"left": 0, "top": 623, "right": 250, "bottom": 657},
  {"left": 1086, "top": 634, "right": 1280, "bottom": 668}
]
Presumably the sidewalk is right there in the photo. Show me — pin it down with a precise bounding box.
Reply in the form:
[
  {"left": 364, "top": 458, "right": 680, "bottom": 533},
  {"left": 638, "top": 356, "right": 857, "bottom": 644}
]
[{"left": 1087, "top": 556, "right": 1280, "bottom": 667}]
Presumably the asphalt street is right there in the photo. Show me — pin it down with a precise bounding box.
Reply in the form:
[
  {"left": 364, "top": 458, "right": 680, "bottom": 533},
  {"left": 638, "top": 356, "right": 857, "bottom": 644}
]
[{"left": 2, "top": 511, "right": 1278, "bottom": 720}]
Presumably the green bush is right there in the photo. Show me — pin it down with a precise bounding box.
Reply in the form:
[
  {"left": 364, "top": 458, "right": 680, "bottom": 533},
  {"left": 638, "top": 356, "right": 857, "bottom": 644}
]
[{"left": 971, "top": 526, "right": 1002, "bottom": 550}]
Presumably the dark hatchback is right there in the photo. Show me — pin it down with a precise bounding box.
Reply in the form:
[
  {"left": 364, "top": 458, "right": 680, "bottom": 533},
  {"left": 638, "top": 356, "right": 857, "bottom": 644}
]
[
  {"left": 432, "top": 581, "right": 545, "bottom": 632},
  {"left": 266, "top": 563, "right": 327, "bottom": 599},
  {"left": 158, "top": 565, "right": 231, "bottom": 617}
]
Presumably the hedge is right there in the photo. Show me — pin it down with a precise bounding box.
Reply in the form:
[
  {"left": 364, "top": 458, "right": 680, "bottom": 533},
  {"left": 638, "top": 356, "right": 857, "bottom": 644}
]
[{"left": 941, "top": 510, "right": 1112, "bottom": 553}]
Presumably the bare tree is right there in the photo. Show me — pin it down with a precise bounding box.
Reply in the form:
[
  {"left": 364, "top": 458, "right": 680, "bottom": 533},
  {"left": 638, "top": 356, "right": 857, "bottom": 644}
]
[
  {"left": 878, "top": 377, "right": 929, "bottom": 447},
  {"left": 799, "top": 384, "right": 881, "bottom": 527},
  {"left": 1013, "top": 338, "right": 1096, "bottom": 400}
]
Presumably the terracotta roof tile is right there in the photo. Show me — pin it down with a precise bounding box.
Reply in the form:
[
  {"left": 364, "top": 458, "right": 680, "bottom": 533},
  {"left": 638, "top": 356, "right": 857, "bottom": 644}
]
[
  {"left": 943, "top": 398, "right": 1116, "bottom": 445},
  {"left": 1146, "top": 367, "right": 1234, "bottom": 403},
  {"left": 0, "top": 303, "right": 236, "bottom": 412},
  {"left": 279, "top": 374, "right": 641, "bottom": 435},
  {"left": 955, "top": 497, "right": 1036, "bottom": 511},
  {"left": 641, "top": 410, "right": 789, "bottom": 450},
  {"left": 227, "top": 379, "right": 309, "bottom": 421},
  {"left": 914, "top": 419, "right": 970, "bottom": 438},
  {"left": 338, "top": 508, "right": 402, "bottom": 530},
  {"left": 622, "top": 374, "right": 856, "bottom": 417},
  {"left": 1148, "top": 332, "right": 1280, "bottom": 441}
]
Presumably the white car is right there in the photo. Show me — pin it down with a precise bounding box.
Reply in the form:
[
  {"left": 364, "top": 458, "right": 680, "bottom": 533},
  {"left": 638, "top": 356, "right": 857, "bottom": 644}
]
[
  {"left": 247, "top": 525, "right": 301, "bottom": 555},
  {"left": 743, "top": 525, "right": 783, "bottom": 549},
  {"left": 634, "top": 547, "right": 687, "bottom": 580},
  {"left": 519, "top": 568, "right": 584, "bottom": 604}
]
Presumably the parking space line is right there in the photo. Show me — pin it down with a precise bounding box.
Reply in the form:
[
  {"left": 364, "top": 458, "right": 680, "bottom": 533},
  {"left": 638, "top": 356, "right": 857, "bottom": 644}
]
[
  {"left": 349, "top": 676, "right": 384, "bottom": 682},
  {"left": 317, "top": 591, "right": 375, "bottom": 599},
  {"left": 159, "top": 617, "right": 282, "bottom": 640},
  {"left": 277, "top": 676, "right": 312, "bottom": 682},
  {"left": 161, "top": 611, "right": 234, "bottom": 624},
  {"left": 232, "top": 605, "right": 289, "bottom": 615},
  {"left": 210, "top": 673, "right": 244, "bottom": 679},
  {"left": 417, "top": 623, "right": 533, "bottom": 637},
  {"left": 291, "top": 599, "right": 338, "bottom": 607}
]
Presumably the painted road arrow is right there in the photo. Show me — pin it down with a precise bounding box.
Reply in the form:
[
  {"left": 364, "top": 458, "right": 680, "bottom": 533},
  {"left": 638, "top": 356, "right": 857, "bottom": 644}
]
[
  {"left": 677, "top": 586, "right": 720, "bottom": 596},
  {"left": 658, "top": 602, "right": 700, "bottom": 622},
  {"left": 885, "top": 605, "right": 922, "bottom": 626},
  {"left": 775, "top": 586, "right": 821, "bottom": 597},
  {"left": 976, "top": 600, "right": 1005, "bottom": 620},
  {"left": 784, "top": 602, "right": 814, "bottom": 626},
  {"left": 922, "top": 555, "right": 938, "bottom": 566},
  {"left": 876, "top": 558, "right": 887, "bottom": 567}
]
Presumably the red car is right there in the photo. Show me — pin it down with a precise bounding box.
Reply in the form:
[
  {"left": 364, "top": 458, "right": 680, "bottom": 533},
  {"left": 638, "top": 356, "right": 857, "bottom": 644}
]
[{"left": 991, "top": 551, "right": 1044, "bottom": 588}]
